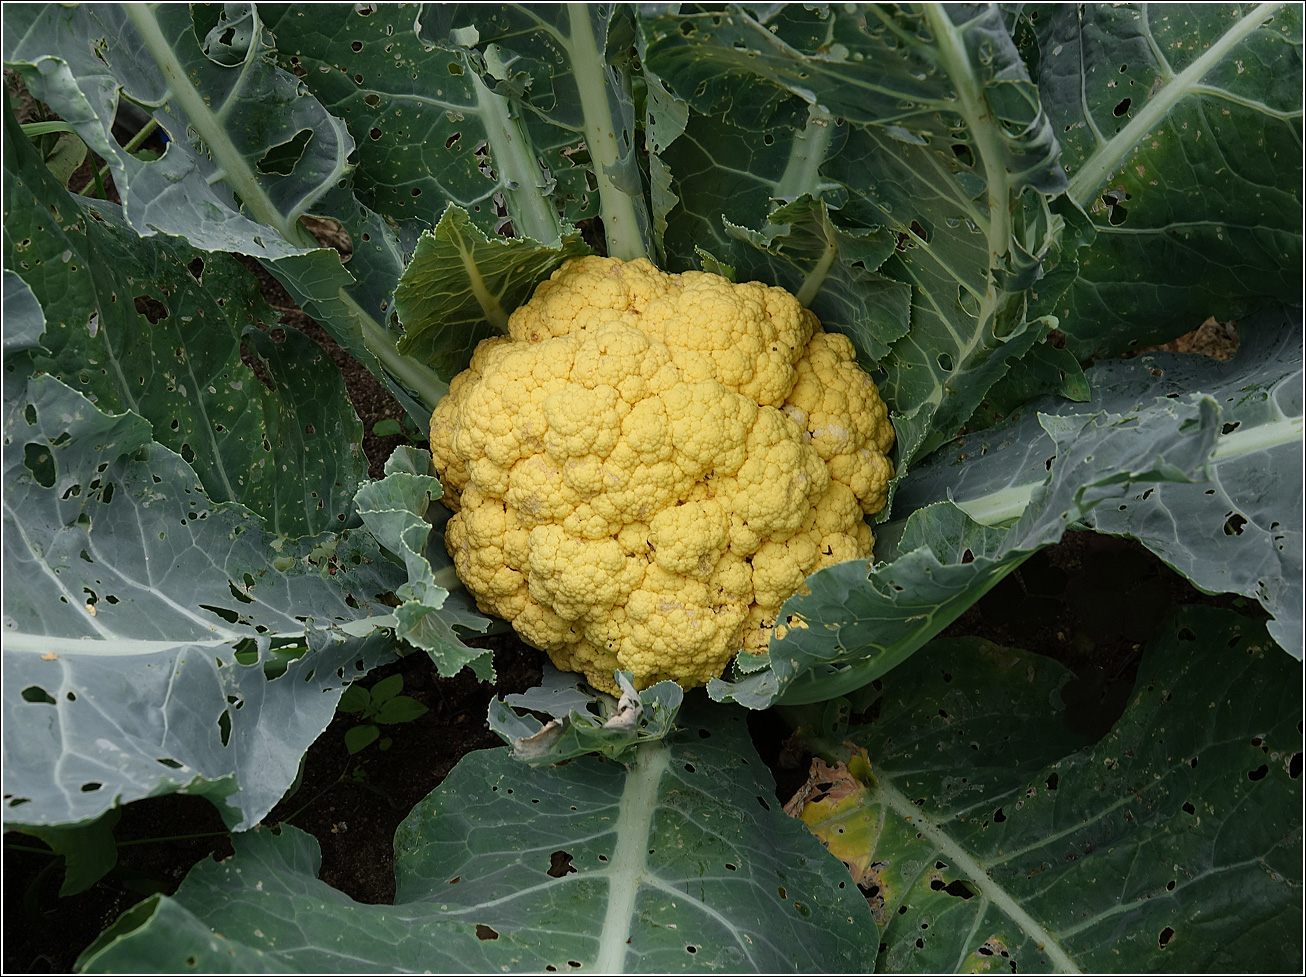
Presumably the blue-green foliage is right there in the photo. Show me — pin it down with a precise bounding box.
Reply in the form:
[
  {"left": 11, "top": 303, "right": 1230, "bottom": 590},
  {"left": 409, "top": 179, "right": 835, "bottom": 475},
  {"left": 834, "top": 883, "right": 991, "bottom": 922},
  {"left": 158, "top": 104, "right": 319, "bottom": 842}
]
[{"left": 3, "top": 3, "right": 1300, "bottom": 972}]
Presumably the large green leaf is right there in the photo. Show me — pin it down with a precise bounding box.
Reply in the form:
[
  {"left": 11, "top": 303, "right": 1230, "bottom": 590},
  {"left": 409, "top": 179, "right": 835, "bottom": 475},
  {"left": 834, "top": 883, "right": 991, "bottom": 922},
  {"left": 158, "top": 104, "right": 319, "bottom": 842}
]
[
  {"left": 4, "top": 106, "right": 369, "bottom": 536},
  {"left": 76, "top": 701, "right": 876, "bottom": 973},
  {"left": 2, "top": 374, "right": 403, "bottom": 830},
  {"left": 712, "top": 382, "right": 1222, "bottom": 708},
  {"left": 646, "top": 3, "right": 1071, "bottom": 464},
  {"left": 1026, "top": 2, "right": 1304, "bottom": 357},
  {"left": 2, "top": 2, "right": 448, "bottom": 410},
  {"left": 791, "top": 607, "right": 1302, "bottom": 972},
  {"left": 895, "top": 305, "right": 1304, "bottom": 657},
  {"left": 265, "top": 3, "right": 651, "bottom": 259}
]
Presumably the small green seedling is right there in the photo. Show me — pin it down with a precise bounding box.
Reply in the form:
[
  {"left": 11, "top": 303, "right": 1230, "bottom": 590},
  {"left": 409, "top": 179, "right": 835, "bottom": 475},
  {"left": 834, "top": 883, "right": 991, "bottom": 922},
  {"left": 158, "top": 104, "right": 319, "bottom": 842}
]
[
  {"left": 336, "top": 674, "right": 428, "bottom": 754},
  {"left": 371, "top": 415, "right": 426, "bottom": 444}
]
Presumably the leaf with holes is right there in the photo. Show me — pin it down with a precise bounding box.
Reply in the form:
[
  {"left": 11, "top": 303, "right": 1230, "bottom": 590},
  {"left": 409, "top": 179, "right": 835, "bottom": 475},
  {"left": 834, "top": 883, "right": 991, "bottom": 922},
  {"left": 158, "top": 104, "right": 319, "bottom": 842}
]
[
  {"left": 1022, "top": 3, "right": 1304, "bottom": 358},
  {"left": 1, "top": 2, "right": 449, "bottom": 418},
  {"left": 2, "top": 374, "right": 404, "bottom": 830},
  {"left": 786, "top": 607, "right": 1302, "bottom": 973},
  {"left": 712, "top": 380, "right": 1222, "bottom": 708},
  {"left": 894, "top": 305, "right": 1304, "bottom": 658},
  {"left": 646, "top": 4, "right": 1070, "bottom": 465},
  {"left": 3, "top": 104, "right": 370, "bottom": 535},
  {"left": 263, "top": 4, "right": 649, "bottom": 259},
  {"left": 74, "top": 699, "right": 875, "bottom": 974}
]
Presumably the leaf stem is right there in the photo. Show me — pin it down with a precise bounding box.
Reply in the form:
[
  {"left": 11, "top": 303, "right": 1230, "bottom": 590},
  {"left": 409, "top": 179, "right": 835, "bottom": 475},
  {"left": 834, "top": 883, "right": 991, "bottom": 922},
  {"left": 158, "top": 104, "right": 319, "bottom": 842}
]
[
  {"left": 870, "top": 775, "right": 1084, "bottom": 973},
  {"left": 924, "top": 5, "right": 1010, "bottom": 334},
  {"left": 774, "top": 103, "right": 835, "bottom": 202},
  {"left": 566, "top": 3, "right": 648, "bottom": 261},
  {"left": 124, "top": 4, "right": 449, "bottom": 411},
  {"left": 469, "top": 57, "right": 563, "bottom": 246},
  {"left": 594, "top": 739, "right": 670, "bottom": 973}
]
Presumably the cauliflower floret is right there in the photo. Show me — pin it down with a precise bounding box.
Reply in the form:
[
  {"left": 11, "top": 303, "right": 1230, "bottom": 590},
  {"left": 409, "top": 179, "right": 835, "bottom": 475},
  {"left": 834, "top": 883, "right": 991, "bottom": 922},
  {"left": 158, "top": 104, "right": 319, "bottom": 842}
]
[{"left": 431, "top": 257, "right": 894, "bottom": 694}]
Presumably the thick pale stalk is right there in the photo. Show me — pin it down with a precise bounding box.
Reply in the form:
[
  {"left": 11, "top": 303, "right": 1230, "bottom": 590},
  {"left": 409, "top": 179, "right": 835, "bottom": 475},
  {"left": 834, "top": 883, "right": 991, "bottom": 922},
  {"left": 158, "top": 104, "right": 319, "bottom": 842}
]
[
  {"left": 567, "top": 3, "right": 648, "bottom": 261},
  {"left": 593, "top": 740, "right": 671, "bottom": 972}
]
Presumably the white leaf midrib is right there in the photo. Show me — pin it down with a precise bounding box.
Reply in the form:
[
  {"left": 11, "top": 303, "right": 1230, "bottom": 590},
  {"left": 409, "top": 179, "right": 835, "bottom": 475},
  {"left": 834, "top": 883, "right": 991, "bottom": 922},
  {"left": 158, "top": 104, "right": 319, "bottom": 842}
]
[{"left": 869, "top": 773, "right": 1084, "bottom": 974}]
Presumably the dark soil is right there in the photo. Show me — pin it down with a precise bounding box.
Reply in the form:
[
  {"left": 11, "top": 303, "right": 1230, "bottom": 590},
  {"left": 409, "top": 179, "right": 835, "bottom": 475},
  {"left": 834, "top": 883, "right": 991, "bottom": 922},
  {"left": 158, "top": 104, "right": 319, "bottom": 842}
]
[{"left": 1, "top": 163, "right": 1257, "bottom": 974}]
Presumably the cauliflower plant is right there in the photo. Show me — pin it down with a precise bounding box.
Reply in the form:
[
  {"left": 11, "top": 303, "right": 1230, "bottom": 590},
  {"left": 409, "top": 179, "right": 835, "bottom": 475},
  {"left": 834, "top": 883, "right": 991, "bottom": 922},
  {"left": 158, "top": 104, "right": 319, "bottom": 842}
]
[{"left": 430, "top": 257, "right": 894, "bottom": 693}]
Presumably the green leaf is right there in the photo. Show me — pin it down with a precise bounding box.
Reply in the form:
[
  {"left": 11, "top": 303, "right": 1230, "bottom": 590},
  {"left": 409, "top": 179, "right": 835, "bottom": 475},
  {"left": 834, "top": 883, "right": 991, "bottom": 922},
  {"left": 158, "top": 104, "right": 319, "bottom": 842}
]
[
  {"left": 368, "top": 673, "right": 405, "bottom": 707},
  {"left": 1027, "top": 2, "right": 1304, "bottom": 357},
  {"left": 344, "top": 724, "right": 380, "bottom": 755},
  {"left": 896, "top": 305, "right": 1304, "bottom": 657},
  {"left": 3, "top": 3, "right": 449, "bottom": 413},
  {"left": 373, "top": 696, "right": 429, "bottom": 726},
  {"left": 352, "top": 447, "right": 493, "bottom": 677},
  {"left": 268, "top": 4, "right": 651, "bottom": 258},
  {"left": 393, "top": 205, "right": 590, "bottom": 379},
  {"left": 20, "top": 808, "right": 122, "bottom": 897},
  {"left": 2, "top": 375, "right": 404, "bottom": 830},
  {"left": 712, "top": 386, "right": 1223, "bottom": 708},
  {"left": 2, "top": 269, "right": 45, "bottom": 354},
  {"left": 646, "top": 4, "right": 1071, "bottom": 465},
  {"left": 336, "top": 683, "right": 371, "bottom": 715},
  {"left": 796, "top": 606, "right": 1302, "bottom": 972},
  {"left": 963, "top": 340, "right": 1091, "bottom": 431},
  {"left": 4, "top": 104, "right": 368, "bottom": 535},
  {"left": 76, "top": 701, "right": 875, "bottom": 973},
  {"left": 488, "top": 666, "right": 684, "bottom": 765}
]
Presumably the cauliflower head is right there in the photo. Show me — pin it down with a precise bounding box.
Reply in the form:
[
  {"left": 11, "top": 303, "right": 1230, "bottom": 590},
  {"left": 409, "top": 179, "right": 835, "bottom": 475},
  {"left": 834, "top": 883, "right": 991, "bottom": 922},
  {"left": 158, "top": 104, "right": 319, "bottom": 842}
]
[{"left": 430, "top": 256, "right": 894, "bottom": 694}]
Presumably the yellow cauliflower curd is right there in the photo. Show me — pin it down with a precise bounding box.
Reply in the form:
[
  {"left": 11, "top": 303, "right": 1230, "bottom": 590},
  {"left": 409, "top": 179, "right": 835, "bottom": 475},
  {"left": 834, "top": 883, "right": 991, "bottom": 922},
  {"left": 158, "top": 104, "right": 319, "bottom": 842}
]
[{"left": 430, "top": 256, "right": 894, "bottom": 694}]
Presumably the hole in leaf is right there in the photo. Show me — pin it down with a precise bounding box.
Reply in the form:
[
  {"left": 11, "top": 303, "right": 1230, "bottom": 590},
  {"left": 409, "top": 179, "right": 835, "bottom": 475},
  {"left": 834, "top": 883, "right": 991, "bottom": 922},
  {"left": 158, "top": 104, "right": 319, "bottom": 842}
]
[
  {"left": 1247, "top": 764, "right": 1268, "bottom": 781},
  {"left": 217, "top": 709, "right": 232, "bottom": 747},
  {"left": 943, "top": 879, "right": 974, "bottom": 899},
  {"left": 1290, "top": 753, "right": 1302, "bottom": 779},
  {"left": 547, "top": 851, "right": 577, "bottom": 878},
  {"left": 475, "top": 924, "right": 499, "bottom": 941},
  {"left": 1045, "top": 772, "right": 1059, "bottom": 790},
  {"left": 1158, "top": 926, "right": 1174, "bottom": 949},
  {"left": 256, "top": 129, "right": 314, "bottom": 176},
  {"left": 1224, "top": 513, "right": 1247, "bottom": 536},
  {"left": 80, "top": 782, "right": 102, "bottom": 792},
  {"left": 1113, "top": 97, "right": 1132, "bottom": 117},
  {"left": 23, "top": 443, "right": 57, "bottom": 487},
  {"left": 993, "top": 807, "right": 1006, "bottom": 822},
  {"left": 21, "top": 686, "right": 56, "bottom": 705}
]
